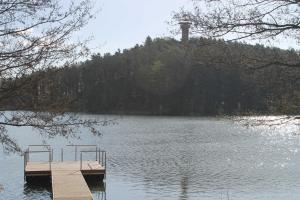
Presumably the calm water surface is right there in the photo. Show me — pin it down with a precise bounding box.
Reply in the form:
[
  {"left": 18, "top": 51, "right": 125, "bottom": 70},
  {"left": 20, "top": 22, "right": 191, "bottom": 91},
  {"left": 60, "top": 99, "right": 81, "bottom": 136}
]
[{"left": 1, "top": 115, "right": 300, "bottom": 200}]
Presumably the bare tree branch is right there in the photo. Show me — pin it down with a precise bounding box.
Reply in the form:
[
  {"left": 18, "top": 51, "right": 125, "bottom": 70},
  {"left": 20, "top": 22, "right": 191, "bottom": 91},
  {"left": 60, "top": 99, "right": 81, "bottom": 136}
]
[
  {"left": 0, "top": 0, "right": 102, "bottom": 152},
  {"left": 173, "top": 0, "right": 300, "bottom": 41}
]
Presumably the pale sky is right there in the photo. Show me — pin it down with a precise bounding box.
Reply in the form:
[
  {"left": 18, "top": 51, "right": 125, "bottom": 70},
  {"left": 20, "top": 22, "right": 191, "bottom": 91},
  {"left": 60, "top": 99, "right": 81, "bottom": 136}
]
[
  {"left": 77, "top": 0, "right": 193, "bottom": 54},
  {"left": 77, "top": 0, "right": 299, "bottom": 55}
]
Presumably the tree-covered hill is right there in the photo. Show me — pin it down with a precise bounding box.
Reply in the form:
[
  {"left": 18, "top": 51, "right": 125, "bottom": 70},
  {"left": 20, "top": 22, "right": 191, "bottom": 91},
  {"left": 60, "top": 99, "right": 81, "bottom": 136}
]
[{"left": 5, "top": 37, "right": 300, "bottom": 115}]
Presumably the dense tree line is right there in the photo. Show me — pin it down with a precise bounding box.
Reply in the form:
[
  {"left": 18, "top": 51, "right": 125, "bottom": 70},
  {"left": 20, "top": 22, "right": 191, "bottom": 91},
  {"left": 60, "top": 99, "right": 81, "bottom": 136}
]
[{"left": 4, "top": 37, "right": 300, "bottom": 115}]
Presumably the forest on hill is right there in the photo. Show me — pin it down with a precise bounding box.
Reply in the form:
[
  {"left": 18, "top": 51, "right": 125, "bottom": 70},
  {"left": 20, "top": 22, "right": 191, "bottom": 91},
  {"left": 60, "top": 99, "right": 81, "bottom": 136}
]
[{"left": 3, "top": 37, "right": 300, "bottom": 115}]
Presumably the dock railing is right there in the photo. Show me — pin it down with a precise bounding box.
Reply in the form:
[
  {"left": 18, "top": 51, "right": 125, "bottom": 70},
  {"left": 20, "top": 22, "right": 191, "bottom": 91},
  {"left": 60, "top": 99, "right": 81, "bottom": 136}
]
[
  {"left": 65, "top": 144, "right": 98, "bottom": 161},
  {"left": 24, "top": 144, "right": 106, "bottom": 176},
  {"left": 80, "top": 149, "right": 106, "bottom": 170},
  {"left": 23, "top": 145, "right": 52, "bottom": 179}
]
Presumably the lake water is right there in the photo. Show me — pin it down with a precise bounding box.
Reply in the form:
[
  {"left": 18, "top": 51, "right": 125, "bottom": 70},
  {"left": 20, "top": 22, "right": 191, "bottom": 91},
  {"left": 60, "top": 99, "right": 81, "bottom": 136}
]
[{"left": 1, "top": 115, "right": 300, "bottom": 200}]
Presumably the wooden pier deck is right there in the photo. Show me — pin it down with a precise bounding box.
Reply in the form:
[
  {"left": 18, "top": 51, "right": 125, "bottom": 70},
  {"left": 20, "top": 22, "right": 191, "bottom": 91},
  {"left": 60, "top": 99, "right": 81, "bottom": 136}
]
[
  {"left": 24, "top": 145, "right": 106, "bottom": 200},
  {"left": 52, "top": 169, "right": 92, "bottom": 200}
]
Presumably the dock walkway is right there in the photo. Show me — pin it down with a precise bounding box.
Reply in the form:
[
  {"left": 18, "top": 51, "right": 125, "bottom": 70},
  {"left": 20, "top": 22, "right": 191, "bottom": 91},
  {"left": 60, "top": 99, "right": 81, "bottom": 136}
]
[{"left": 24, "top": 145, "right": 106, "bottom": 200}]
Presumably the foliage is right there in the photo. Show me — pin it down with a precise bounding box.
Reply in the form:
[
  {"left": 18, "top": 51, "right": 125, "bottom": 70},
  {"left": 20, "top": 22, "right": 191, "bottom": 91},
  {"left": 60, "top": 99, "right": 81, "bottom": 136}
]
[
  {"left": 11, "top": 37, "right": 300, "bottom": 117},
  {"left": 173, "top": 0, "right": 300, "bottom": 68}
]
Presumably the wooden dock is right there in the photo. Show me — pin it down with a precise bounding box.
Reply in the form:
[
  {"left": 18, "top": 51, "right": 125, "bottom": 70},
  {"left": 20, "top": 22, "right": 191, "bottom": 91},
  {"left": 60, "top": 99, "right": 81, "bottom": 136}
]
[
  {"left": 24, "top": 145, "right": 106, "bottom": 200},
  {"left": 52, "top": 169, "right": 92, "bottom": 200}
]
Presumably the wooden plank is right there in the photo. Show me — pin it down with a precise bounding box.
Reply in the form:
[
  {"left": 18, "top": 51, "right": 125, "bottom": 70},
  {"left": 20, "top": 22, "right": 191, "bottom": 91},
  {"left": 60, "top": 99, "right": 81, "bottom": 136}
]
[
  {"left": 52, "top": 169, "right": 92, "bottom": 200},
  {"left": 26, "top": 162, "right": 50, "bottom": 172},
  {"left": 52, "top": 161, "right": 105, "bottom": 171},
  {"left": 25, "top": 162, "right": 51, "bottom": 177},
  {"left": 25, "top": 161, "right": 105, "bottom": 173}
]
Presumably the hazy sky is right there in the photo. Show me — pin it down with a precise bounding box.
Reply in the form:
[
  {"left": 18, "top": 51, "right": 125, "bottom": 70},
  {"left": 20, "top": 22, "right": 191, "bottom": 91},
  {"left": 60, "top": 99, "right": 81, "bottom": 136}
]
[
  {"left": 78, "top": 0, "right": 193, "bottom": 54},
  {"left": 77, "top": 0, "right": 299, "bottom": 55}
]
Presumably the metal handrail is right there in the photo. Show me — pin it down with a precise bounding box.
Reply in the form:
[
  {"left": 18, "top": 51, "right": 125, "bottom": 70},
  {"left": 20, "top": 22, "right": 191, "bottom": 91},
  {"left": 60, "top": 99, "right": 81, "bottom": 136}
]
[
  {"left": 28, "top": 145, "right": 51, "bottom": 151},
  {"left": 28, "top": 145, "right": 51, "bottom": 147},
  {"left": 80, "top": 149, "right": 106, "bottom": 172},
  {"left": 24, "top": 145, "right": 106, "bottom": 179},
  {"left": 66, "top": 145, "right": 97, "bottom": 161},
  {"left": 80, "top": 150, "right": 99, "bottom": 152},
  {"left": 66, "top": 145, "right": 97, "bottom": 147},
  {"left": 27, "top": 150, "right": 51, "bottom": 153},
  {"left": 26, "top": 145, "right": 52, "bottom": 166},
  {"left": 80, "top": 150, "right": 98, "bottom": 170},
  {"left": 24, "top": 147, "right": 52, "bottom": 173}
]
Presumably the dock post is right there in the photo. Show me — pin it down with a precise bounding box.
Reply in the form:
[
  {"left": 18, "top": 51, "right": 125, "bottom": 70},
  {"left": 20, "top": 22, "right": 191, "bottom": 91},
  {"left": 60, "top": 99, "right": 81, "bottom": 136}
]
[
  {"left": 27, "top": 147, "right": 29, "bottom": 162},
  {"left": 80, "top": 152, "right": 82, "bottom": 170},
  {"left": 75, "top": 146, "right": 77, "bottom": 161},
  {"left": 23, "top": 150, "right": 26, "bottom": 181},
  {"left": 51, "top": 149, "right": 54, "bottom": 161},
  {"left": 98, "top": 149, "right": 100, "bottom": 164},
  {"left": 104, "top": 152, "right": 106, "bottom": 180},
  {"left": 49, "top": 151, "right": 51, "bottom": 171},
  {"left": 61, "top": 148, "right": 63, "bottom": 162},
  {"left": 96, "top": 147, "right": 98, "bottom": 161},
  {"left": 101, "top": 151, "right": 104, "bottom": 166},
  {"left": 105, "top": 152, "right": 106, "bottom": 169}
]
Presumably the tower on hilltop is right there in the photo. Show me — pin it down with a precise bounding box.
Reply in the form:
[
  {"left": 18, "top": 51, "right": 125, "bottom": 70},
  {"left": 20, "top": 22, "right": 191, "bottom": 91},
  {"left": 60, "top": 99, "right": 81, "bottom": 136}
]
[{"left": 179, "top": 15, "right": 192, "bottom": 43}]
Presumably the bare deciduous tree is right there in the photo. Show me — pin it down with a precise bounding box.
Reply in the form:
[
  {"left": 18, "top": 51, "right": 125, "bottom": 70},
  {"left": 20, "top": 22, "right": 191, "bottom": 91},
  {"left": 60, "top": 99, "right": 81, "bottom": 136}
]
[{"left": 0, "top": 0, "right": 103, "bottom": 152}]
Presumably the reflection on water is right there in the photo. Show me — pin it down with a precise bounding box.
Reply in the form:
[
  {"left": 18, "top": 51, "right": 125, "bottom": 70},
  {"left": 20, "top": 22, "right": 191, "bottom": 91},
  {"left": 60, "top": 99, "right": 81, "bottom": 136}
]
[
  {"left": 180, "top": 176, "right": 188, "bottom": 200},
  {"left": 2, "top": 115, "right": 300, "bottom": 199},
  {"left": 23, "top": 181, "right": 51, "bottom": 200},
  {"left": 88, "top": 181, "right": 106, "bottom": 200}
]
